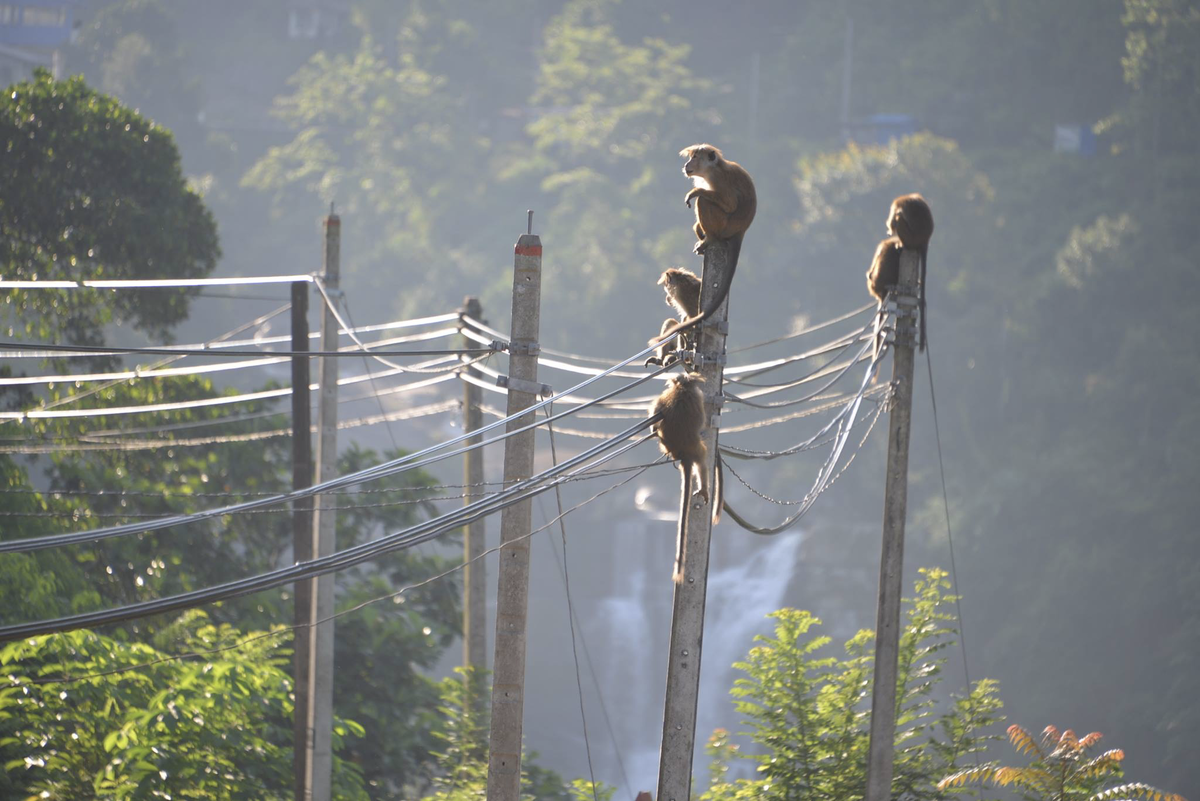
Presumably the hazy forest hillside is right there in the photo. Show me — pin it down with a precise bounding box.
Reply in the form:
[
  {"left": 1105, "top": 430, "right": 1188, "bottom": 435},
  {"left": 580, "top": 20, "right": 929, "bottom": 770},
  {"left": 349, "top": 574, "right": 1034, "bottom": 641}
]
[{"left": 2, "top": 0, "right": 1198, "bottom": 798}]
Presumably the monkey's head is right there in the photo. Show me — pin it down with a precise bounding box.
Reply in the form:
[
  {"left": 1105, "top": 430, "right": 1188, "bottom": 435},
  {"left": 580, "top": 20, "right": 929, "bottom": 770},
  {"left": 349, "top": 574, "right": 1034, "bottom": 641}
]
[
  {"left": 680, "top": 144, "right": 724, "bottom": 181},
  {"left": 667, "top": 371, "right": 706, "bottom": 393},
  {"left": 657, "top": 267, "right": 699, "bottom": 294},
  {"left": 886, "top": 193, "right": 934, "bottom": 244}
]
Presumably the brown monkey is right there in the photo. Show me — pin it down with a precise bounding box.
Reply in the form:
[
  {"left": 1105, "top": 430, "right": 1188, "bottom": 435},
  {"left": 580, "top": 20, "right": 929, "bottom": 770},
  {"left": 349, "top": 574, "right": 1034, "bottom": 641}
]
[
  {"left": 645, "top": 318, "right": 683, "bottom": 367},
  {"left": 886, "top": 193, "right": 934, "bottom": 351},
  {"left": 866, "top": 236, "right": 903, "bottom": 358},
  {"left": 650, "top": 145, "right": 756, "bottom": 348},
  {"left": 658, "top": 266, "right": 701, "bottom": 320},
  {"left": 650, "top": 372, "right": 721, "bottom": 583},
  {"left": 645, "top": 267, "right": 702, "bottom": 367}
]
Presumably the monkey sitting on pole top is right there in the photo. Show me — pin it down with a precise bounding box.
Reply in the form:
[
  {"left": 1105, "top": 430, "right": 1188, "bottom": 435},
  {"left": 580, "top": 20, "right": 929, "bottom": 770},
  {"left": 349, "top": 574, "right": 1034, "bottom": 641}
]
[
  {"left": 885, "top": 193, "right": 933, "bottom": 351},
  {"left": 649, "top": 144, "right": 757, "bottom": 348},
  {"left": 650, "top": 372, "right": 721, "bottom": 584},
  {"left": 645, "top": 267, "right": 701, "bottom": 368}
]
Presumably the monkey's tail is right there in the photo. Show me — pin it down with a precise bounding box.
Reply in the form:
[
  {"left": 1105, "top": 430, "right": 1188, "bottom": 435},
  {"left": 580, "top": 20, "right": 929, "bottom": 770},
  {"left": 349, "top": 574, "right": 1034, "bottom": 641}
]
[
  {"left": 648, "top": 233, "right": 744, "bottom": 348},
  {"left": 673, "top": 465, "right": 691, "bottom": 584}
]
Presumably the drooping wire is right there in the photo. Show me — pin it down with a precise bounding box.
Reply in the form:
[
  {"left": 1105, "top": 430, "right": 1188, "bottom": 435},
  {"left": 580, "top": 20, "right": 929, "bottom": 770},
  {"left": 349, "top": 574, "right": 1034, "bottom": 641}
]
[
  {"left": 542, "top": 399, "right": 600, "bottom": 801},
  {"left": 0, "top": 349, "right": 674, "bottom": 554},
  {"left": 924, "top": 343, "right": 976, "bottom": 723},
  {"left": 335, "top": 294, "right": 399, "bottom": 451},
  {"left": 0, "top": 418, "right": 659, "bottom": 641},
  {"left": 10, "top": 457, "right": 657, "bottom": 687}
]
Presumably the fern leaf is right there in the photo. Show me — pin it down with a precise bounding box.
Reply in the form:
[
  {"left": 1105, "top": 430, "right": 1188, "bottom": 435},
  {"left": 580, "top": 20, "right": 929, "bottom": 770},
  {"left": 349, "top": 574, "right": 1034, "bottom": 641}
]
[
  {"left": 1090, "top": 782, "right": 1188, "bottom": 801},
  {"left": 1007, "top": 724, "right": 1043, "bottom": 757},
  {"left": 936, "top": 764, "right": 1000, "bottom": 790}
]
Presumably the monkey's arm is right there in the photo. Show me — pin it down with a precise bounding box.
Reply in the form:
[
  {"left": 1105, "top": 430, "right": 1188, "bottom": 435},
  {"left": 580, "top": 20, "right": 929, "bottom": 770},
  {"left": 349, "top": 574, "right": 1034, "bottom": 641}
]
[{"left": 685, "top": 187, "right": 738, "bottom": 214}]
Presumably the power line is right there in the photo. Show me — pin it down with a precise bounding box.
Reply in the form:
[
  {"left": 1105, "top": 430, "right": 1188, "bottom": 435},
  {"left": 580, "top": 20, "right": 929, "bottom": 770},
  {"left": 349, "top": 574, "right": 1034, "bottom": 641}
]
[
  {"left": 0, "top": 275, "right": 315, "bottom": 289},
  {"left": 924, "top": 343, "right": 975, "bottom": 705},
  {"left": 12, "top": 462, "right": 654, "bottom": 687},
  {"left": 0, "top": 365, "right": 458, "bottom": 422},
  {"left": 0, "top": 353, "right": 673, "bottom": 554},
  {"left": 719, "top": 356, "right": 886, "bottom": 535},
  {"left": 0, "top": 304, "right": 292, "bottom": 423},
  {"left": 0, "top": 340, "right": 493, "bottom": 360},
  {"left": 541, "top": 400, "right": 600, "bottom": 801},
  {"left": 729, "top": 302, "right": 875, "bottom": 353},
  {"left": 0, "top": 328, "right": 461, "bottom": 387},
  {"left": 0, "top": 398, "right": 460, "bottom": 454},
  {"left": 0, "top": 419, "right": 658, "bottom": 641}
]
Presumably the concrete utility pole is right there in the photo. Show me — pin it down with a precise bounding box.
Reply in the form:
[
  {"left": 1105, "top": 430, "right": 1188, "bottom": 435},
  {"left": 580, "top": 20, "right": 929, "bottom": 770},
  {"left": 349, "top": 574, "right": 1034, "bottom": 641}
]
[
  {"left": 864, "top": 248, "right": 921, "bottom": 801},
  {"left": 656, "top": 237, "right": 734, "bottom": 801},
  {"left": 460, "top": 296, "right": 487, "bottom": 674},
  {"left": 485, "top": 216, "right": 544, "bottom": 801},
  {"left": 310, "top": 210, "right": 341, "bottom": 801},
  {"left": 290, "top": 281, "right": 315, "bottom": 801}
]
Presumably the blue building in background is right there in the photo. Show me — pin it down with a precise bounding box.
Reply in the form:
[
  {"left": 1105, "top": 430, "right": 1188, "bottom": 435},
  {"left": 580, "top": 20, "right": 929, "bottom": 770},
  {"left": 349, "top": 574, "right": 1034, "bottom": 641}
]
[{"left": 0, "top": 0, "right": 79, "bottom": 85}]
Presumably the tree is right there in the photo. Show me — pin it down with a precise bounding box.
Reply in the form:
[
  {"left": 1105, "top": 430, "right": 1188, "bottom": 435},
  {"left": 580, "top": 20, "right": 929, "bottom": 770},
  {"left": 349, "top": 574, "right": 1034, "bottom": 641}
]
[
  {"left": 0, "top": 611, "right": 368, "bottom": 800},
  {"left": 700, "top": 569, "right": 1002, "bottom": 800},
  {"left": 0, "top": 69, "right": 219, "bottom": 349},
  {"left": 939, "top": 724, "right": 1187, "bottom": 801}
]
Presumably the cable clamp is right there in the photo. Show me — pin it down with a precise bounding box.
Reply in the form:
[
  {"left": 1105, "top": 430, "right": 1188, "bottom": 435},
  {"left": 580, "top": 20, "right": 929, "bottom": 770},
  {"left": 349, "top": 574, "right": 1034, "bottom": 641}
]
[
  {"left": 497, "top": 374, "right": 552, "bottom": 396},
  {"left": 692, "top": 352, "right": 727, "bottom": 366},
  {"left": 489, "top": 339, "right": 508, "bottom": 352},
  {"left": 323, "top": 287, "right": 346, "bottom": 300},
  {"left": 701, "top": 319, "right": 729, "bottom": 334},
  {"left": 506, "top": 340, "right": 540, "bottom": 357}
]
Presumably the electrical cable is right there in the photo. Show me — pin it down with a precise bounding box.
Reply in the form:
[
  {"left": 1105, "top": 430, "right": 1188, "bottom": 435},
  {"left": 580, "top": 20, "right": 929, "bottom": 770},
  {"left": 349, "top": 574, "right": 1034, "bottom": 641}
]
[
  {"left": 0, "top": 366, "right": 458, "bottom": 422},
  {"left": 0, "top": 304, "right": 292, "bottom": 423},
  {"left": 720, "top": 377, "right": 888, "bottom": 536},
  {"left": 541, "top": 399, "right": 600, "bottom": 801},
  {"left": 0, "top": 275, "right": 315, "bottom": 289},
  {"left": 336, "top": 295, "right": 400, "bottom": 451},
  {"left": 0, "top": 399, "right": 460, "bottom": 455},
  {"left": 0, "top": 418, "right": 658, "bottom": 641},
  {"left": 716, "top": 353, "right": 883, "bottom": 535},
  {"left": 924, "top": 343, "right": 975, "bottom": 707},
  {"left": 728, "top": 302, "right": 875, "bottom": 353},
  {"left": 724, "top": 343, "right": 872, "bottom": 409},
  {"left": 0, "top": 341, "right": 493, "bottom": 360},
  {"left": 0, "top": 329, "right": 461, "bottom": 387},
  {"left": 0, "top": 356, "right": 670, "bottom": 554},
  {"left": 12, "top": 463, "right": 655, "bottom": 687}
]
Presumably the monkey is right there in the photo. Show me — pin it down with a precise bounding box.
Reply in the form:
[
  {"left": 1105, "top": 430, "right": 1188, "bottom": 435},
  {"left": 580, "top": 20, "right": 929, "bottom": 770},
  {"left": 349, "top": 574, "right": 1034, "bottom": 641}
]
[
  {"left": 658, "top": 266, "right": 701, "bottom": 320},
  {"left": 650, "top": 372, "right": 721, "bottom": 583},
  {"left": 645, "top": 267, "right": 702, "bottom": 367},
  {"left": 866, "top": 236, "right": 903, "bottom": 359},
  {"left": 645, "top": 318, "right": 683, "bottom": 367},
  {"left": 649, "top": 145, "right": 757, "bottom": 349},
  {"left": 886, "top": 193, "right": 934, "bottom": 351}
]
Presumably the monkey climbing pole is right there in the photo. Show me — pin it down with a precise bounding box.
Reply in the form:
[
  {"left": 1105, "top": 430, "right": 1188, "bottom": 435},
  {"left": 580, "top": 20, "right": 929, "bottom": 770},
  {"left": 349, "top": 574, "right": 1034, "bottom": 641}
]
[{"left": 656, "top": 237, "right": 734, "bottom": 801}]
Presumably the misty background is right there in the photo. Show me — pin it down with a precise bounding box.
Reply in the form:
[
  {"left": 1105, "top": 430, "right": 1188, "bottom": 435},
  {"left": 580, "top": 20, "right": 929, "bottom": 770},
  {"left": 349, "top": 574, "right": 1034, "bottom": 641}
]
[{"left": 2, "top": 0, "right": 1197, "bottom": 798}]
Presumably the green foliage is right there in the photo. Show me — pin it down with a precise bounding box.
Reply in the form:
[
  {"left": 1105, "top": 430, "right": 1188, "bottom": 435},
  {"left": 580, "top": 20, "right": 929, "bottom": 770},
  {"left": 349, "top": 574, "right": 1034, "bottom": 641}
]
[
  {"left": 0, "top": 69, "right": 219, "bottom": 345},
  {"left": 0, "top": 611, "right": 368, "bottom": 800},
  {"left": 420, "top": 667, "right": 612, "bottom": 801},
  {"left": 701, "top": 569, "right": 1002, "bottom": 800},
  {"left": 939, "top": 724, "right": 1187, "bottom": 801}
]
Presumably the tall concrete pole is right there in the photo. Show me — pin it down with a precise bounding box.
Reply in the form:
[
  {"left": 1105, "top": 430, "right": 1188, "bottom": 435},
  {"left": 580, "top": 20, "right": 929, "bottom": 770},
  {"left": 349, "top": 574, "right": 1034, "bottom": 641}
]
[
  {"left": 485, "top": 217, "right": 543, "bottom": 801},
  {"left": 310, "top": 210, "right": 341, "bottom": 800},
  {"left": 864, "top": 248, "right": 921, "bottom": 801},
  {"left": 290, "top": 282, "right": 315, "bottom": 801},
  {"left": 656, "top": 237, "right": 733, "bottom": 801},
  {"left": 460, "top": 296, "right": 487, "bottom": 674}
]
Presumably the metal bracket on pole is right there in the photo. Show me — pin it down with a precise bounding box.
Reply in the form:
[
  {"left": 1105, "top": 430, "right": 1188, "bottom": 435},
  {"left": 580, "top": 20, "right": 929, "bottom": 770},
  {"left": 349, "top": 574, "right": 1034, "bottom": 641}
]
[
  {"left": 496, "top": 374, "right": 552, "bottom": 397},
  {"left": 505, "top": 340, "right": 541, "bottom": 357}
]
